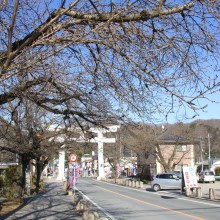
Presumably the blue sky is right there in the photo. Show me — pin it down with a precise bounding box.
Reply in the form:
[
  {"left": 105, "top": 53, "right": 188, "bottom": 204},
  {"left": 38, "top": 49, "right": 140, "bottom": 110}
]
[
  {"left": 195, "top": 99, "right": 220, "bottom": 121},
  {"left": 165, "top": 93, "right": 220, "bottom": 124}
]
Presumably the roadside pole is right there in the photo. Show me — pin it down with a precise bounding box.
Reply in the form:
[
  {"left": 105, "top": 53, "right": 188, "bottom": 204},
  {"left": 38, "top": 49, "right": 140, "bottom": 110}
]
[
  {"left": 68, "top": 153, "right": 78, "bottom": 195},
  {"left": 181, "top": 164, "right": 184, "bottom": 194},
  {"left": 73, "top": 162, "right": 76, "bottom": 196},
  {"left": 208, "top": 133, "right": 211, "bottom": 169}
]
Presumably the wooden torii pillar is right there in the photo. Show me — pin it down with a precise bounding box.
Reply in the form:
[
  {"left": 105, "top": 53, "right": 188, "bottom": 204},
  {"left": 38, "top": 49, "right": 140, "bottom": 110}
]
[{"left": 56, "top": 125, "right": 120, "bottom": 180}]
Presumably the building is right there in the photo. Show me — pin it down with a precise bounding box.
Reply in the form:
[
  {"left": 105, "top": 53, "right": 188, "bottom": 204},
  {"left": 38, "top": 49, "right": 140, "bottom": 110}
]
[
  {"left": 120, "top": 132, "right": 196, "bottom": 179},
  {"left": 0, "top": 150, "right": 19, "bottom": 175}
]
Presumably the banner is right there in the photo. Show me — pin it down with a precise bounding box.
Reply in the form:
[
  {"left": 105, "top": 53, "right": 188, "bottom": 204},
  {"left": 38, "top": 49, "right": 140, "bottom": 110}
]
[{"left": 69, "top": 163, "right": 81, "bottom": 188}]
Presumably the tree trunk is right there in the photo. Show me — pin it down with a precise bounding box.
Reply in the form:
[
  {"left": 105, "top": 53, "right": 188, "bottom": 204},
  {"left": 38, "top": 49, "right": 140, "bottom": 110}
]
[
  {"left": 34, "top": 156, "right": 48, "bottom": 193},
  {"left": 20, "top": 155, "right": 29, "bottom": 198},
  {"left": 35, "top": 158, "right": 42, "bottom": 193}
]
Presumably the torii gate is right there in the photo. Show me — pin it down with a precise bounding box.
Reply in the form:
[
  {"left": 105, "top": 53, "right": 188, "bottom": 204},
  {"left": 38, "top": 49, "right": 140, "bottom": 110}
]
[{"left": 56, "top": 125, "right": 120, "bottom": 180}]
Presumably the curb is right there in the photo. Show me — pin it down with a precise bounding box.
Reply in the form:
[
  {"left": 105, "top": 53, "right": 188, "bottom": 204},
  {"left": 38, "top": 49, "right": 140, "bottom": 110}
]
[{"left": 70, "top": 190, "right": 109, "bottom": 220}]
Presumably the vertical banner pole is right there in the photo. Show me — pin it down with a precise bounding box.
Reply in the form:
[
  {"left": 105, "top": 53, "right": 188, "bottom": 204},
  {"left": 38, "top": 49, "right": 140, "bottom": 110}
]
[
  {"left": 67, "top": 162, "right": 70, "bottom": 191},
  {"left": 73, "top": 162, "right": 76, "bottom": 196}
]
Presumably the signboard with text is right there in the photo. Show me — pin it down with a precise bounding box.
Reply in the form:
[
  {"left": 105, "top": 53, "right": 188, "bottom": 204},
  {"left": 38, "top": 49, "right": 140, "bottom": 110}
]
[{"left": 183, "top": 166, "right": 198, "bottom": 188}]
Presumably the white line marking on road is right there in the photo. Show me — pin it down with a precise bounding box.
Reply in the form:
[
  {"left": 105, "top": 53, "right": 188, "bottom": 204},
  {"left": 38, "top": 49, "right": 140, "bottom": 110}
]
[
  {"left": 76, "top": 187, "right": 118, "bottom": 220},
  {"left": 155, "top": 191, "right": 220, "bottom": 207},
  {"left": 94, "top": 179, "right": 220, "bottom": 208},
  {"left": 178, "top": 196, "right": 220, "bottom": 207}
]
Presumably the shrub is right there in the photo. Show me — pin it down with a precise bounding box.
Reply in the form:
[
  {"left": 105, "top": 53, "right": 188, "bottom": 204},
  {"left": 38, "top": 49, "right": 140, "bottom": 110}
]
[
  {"left": 39, "top": 179, "right": 45, "bottom": 192},
  {"left": 0, "top": 176, "right": 4, "bottom": 196},
  {"left": 3, "top": 165, "right": 22, "bottom": 199},
  {"left": 214, "top": 167, "right": 220, "bottom": 176}
]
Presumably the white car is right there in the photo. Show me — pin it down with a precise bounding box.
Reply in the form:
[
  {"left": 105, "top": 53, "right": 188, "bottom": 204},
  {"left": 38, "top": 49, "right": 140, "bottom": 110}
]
[
  {"left": 150, "top": 173, "right": 182, "bottom": 191},
  {"left": 198, "top": 171, "right": 215, "bottom": 183}
]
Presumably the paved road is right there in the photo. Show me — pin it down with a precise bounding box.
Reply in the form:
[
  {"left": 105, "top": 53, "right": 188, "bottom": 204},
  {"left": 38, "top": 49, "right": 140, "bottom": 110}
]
[
  {"left": 144, "top": 181, "right": 220, "bottom": 200},
  {"left": 76, "top": 178, "right": 220, "bottom": 220},
  {"left": 1, "top": 178, "right": 220, "bottom": 220},
  {"left": 2, "top": 178, "right": 82, "bottom": 220}
]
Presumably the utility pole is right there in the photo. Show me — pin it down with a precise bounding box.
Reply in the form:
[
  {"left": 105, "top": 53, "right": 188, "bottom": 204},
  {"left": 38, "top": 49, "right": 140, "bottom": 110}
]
[
  {"left": 208, "top": 133, "right": 211, "bottom": 170},
  {"left": 200, "top": 138, "right": 204, "bottom": 172}
]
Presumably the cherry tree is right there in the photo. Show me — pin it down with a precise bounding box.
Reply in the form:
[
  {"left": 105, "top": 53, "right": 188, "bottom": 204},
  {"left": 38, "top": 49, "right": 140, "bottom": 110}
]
[{"left": 0, "top": 0, "right": 219, "bottom": 125}]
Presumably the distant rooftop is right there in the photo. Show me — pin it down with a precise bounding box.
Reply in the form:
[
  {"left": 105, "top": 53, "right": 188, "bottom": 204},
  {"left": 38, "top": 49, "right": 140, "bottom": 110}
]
[{"left": 158, "top": 132, "right": 191, "bottom": 143}]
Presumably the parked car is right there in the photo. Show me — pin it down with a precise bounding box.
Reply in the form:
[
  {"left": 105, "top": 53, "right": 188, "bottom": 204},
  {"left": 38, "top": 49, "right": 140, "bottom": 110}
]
[
  {"left": 48, "top": 171, "right": 53, "bottom": 176},
  {"left": 198, "top": 171, "right": 215, "bottom": 183},
  {"left": 151, "top": 173, "right": 182, "bottom": 191}
]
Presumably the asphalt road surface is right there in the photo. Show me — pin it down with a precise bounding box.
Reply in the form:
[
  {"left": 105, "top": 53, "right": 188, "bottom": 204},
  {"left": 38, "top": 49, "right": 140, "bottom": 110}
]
[{"left": 76, "top": 177, "right": 220, "bottom": 220}]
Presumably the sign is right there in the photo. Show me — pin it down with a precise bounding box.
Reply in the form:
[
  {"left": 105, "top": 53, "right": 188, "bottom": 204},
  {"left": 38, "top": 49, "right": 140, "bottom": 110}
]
[
  {"left": 69, "top": 154, "right": 78, "bottom": 162},
  {"left": 183, "top": 166, "right": 198, "bottom": 188}
]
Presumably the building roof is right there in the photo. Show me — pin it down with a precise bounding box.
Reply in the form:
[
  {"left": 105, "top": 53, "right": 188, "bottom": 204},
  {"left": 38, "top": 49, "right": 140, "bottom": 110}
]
[{"left": 158, "top": 132, "right": 192, "bottom": 144}]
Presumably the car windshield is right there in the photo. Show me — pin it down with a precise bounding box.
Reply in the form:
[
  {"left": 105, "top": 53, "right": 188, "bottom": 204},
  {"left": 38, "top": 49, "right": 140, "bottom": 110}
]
[{"left": 204, "top": 171, "right": 214, "bottom": 175}]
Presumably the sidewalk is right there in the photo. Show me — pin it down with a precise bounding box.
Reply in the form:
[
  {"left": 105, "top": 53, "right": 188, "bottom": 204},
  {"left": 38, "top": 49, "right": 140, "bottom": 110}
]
[
  {"left": 195, "top": 182, "right": 220, "bottom": 200},
  {"left": 1, "top": 178, "right": 83, "bottom": 220}
]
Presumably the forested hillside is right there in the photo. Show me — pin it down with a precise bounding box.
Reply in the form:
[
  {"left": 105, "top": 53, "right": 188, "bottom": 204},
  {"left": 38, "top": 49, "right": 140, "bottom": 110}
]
[{"left": 188, "top": 119, "right": 220, "bottom": 159}]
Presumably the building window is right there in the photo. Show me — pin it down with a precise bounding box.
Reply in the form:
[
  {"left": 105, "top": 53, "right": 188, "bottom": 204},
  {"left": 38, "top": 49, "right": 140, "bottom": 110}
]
[
  {"left": 177, "top": 145, "right": 187, "bottom": 152},
  {"left": 123, "top": 147, "right": 135, "bottom": 157}
]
